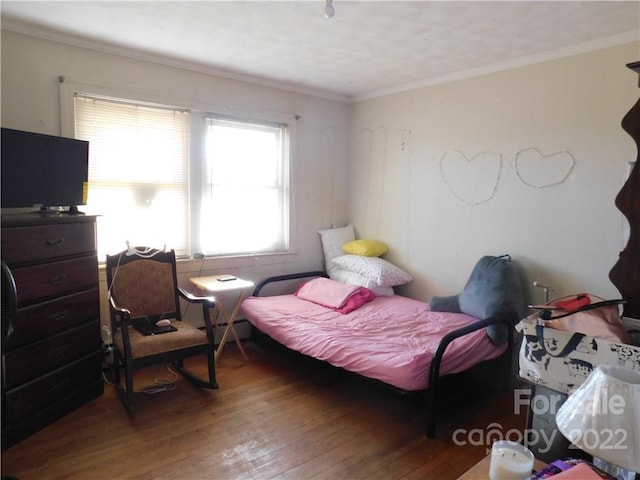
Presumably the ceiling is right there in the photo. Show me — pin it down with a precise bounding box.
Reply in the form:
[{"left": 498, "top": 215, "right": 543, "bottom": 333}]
[{"left": 1, "top": 1, "right": 639, "bottom": 101}]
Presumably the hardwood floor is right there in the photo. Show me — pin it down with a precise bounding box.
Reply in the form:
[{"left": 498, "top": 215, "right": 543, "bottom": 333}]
[{"left": 1, "top": 338, "right": 527, "bottom": 479}]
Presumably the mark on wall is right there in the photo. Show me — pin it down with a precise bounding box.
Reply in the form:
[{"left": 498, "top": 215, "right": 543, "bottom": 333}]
[
  {"left": 439, "top": 150, "right": 502, "bottom": 205},
  {"left": 514, "top": 148, "right": 575, "bottom": 188},
  {"left": 299, "top": 123, "right": 336, "bottom": 226},
  {"left": 355, "top": 127, "right": 412, "bottom": 258}
]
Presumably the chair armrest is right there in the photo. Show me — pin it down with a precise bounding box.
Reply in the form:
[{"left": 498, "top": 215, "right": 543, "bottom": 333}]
[
  {"left": 108, "top": 294, "right": 132, "bottom": 322},
  {"left": 253, "top": 271, "right": 328, "bottom": 296},
  {"left": 178, "top": 287, "right": 215, "bottom": 308}
]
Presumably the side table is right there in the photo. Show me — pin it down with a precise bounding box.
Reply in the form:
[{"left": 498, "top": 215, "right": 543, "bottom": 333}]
[{"left": 189, "top": 274, "right": 254, "bottom": 361}]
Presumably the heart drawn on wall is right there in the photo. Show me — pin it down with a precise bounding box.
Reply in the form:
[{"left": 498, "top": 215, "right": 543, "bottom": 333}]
[
  {"left": 514, "top": 148, "right": 575, "bottom": 188},
  {"left": 439, "top": 150, "right": 502, "bottom": 205}
]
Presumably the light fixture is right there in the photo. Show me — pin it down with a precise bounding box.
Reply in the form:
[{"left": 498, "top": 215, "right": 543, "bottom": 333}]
[
  {"left": 324, "top": 0, "right": 335, "bottom": 18},
  {"left": 556, "top": 365, "right": 640, "bottom": 480}
]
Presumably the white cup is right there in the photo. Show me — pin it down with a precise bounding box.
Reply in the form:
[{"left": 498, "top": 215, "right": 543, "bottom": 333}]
[{"left": 489, "top": 440, "right": 535, "bottom": 480}]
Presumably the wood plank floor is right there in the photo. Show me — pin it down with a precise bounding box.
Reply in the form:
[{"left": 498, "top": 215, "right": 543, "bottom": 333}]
[{"left": 1, "top": 338, "right": 527, "bottom": 479}]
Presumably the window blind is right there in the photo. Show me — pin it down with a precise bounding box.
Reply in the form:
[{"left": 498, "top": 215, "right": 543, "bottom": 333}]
[{"left": 75, "top": 95, "right": 190, "bottom": 259}]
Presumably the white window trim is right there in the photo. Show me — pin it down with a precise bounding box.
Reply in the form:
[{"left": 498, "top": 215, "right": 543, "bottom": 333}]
[{"left": 59, "top": 78, "right": 299, "bottom": 260}]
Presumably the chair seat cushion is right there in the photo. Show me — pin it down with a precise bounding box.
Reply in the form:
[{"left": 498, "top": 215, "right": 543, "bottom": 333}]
[{"left": 115, "top": 321, "right": 209, "bottom": 359}]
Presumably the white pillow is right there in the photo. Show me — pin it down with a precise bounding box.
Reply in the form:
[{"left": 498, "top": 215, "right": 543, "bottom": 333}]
[
  {"left": 318, "top": 224, "right": 355, "bottom": 274},
  {"left": 332, "top": 255, "right": 413, "bottom": 287},
  {"left": 330, "top": 267, "right": 395, "bottom": 296}
]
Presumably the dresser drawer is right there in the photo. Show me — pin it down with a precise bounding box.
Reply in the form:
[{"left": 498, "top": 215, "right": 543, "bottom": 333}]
[
  {"left": 11, "top": 255, "right": 98, "bottom": 306},
  {"left": 4, "top": 351, "right": 103, "bottom": 424},
  {"left": 3, "top": 320, "right": 101, "bottom": 389},
  {"left": 2, "top": 221, "right": 96, "bottom": 265},
  {"left": 7, "top": 288, "right": 100, "bottom": 349}
]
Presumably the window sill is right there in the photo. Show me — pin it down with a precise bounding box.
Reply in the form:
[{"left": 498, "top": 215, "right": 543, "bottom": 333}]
[
  {"left": 97, "top": 248, "right": 300, "bottom": 271},
  {"left": 178, "top": 249, "right": 300, "bottom": 273}
]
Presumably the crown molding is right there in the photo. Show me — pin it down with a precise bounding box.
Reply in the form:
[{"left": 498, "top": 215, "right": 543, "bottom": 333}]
[
  {"left": 352, "top": 30, "right": 640, "bottom": 102},
  {"left": 3, "top": 17, "right": 637, "bottom": 104},
  {"left": 1, "top": 18, "right": 350, "bottom": 103}
]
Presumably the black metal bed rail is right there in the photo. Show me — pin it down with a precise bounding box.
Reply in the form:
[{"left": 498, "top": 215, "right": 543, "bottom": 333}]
[
  {"left": 426, "top": 309, "right": 517, "bottom": 438},
  {"left": 252, "top": 270, "right": 328, "bottom": 297}
]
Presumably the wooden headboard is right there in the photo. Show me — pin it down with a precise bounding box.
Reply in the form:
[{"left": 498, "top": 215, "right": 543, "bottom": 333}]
[{"left": 609, "top": 61, "right": 640, "bottom": 320}]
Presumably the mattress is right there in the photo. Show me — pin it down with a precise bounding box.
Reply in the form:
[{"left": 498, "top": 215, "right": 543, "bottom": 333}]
[{"left": 240, "top": 294, "right": 505, "bottom": 391}]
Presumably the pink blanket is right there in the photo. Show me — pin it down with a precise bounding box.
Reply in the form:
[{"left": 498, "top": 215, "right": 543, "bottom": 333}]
[
  {"left": 240, "top": 294, "right": 505, "bottom": 391},
  {"left": 295, "top": 277, "right": 375, "bottom": 314}
]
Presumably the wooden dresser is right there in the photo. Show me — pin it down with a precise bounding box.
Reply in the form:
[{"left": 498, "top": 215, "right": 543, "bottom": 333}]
[{"left": 1, "top": 213, "right": 103, "bottom": 450}]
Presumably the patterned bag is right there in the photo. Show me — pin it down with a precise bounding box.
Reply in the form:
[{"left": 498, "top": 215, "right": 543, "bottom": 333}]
[{"left": 517, "top": 299, "right": 640, "bottom": 394}]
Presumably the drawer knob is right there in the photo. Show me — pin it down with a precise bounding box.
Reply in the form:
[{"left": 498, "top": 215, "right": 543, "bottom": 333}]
[
  {"left": 49, "top": 274, "right": 67, "bottom": 285},
  {"left": 51, "top": 310, "right": 69, "bottom": 321},
  {"left": 51, "top": 378, "right": 72, "bottom": 393},
  {"left": 46, "top": 237, "right": 65, "bottom": 247},
  {"left": 49, "top": 345, "right": 68, "bottom": 357}
]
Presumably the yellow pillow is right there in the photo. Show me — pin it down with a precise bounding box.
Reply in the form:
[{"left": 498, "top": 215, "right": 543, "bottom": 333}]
[{"left": 342, "top": 239, "right": 388, "bottom": 257}]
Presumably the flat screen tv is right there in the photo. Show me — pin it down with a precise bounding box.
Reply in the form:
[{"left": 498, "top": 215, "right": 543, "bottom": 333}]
[{"left": 1, "top": 127, "right": 89, "bottom": 214}]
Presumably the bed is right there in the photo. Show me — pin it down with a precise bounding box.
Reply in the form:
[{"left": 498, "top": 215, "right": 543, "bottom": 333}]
[{"left": 240, "top": 261, "right": 522, "bottom": 438}]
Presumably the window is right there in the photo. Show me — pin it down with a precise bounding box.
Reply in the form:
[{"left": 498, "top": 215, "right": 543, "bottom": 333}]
[
  {"left": 73, "top": 92, "right": 292, "bottom": 260},
  {"left": 200, "top": 116, "right": 290, "bottom": 255}
]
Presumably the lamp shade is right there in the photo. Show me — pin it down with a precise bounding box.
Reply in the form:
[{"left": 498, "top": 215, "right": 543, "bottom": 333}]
[{"left": 556, "top": 365, "right": 640, "bottom": 472}]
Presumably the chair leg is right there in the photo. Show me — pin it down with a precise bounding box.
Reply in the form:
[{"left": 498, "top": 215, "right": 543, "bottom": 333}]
[
  {"left": 112, "top": 352, "right": 133, "bottom": 414},
  {"left": 171, "top": 354, "right": 218, "bottom": 390},
  {"left": 112, "top": 352, "right": 121, "bottom": 384},
  {"left": 172, "top": 364, "right": 218, "bottom": 389},
  {"left": 207, "top": 351, "right": 217, "bottom": 387},
  {"left": 116, "top": 356, "right": 135, "bottom": 415}
]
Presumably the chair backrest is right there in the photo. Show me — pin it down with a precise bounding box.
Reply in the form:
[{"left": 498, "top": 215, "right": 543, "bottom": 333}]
[{"left": 106, "top": 248, "right": 181, "bottom": 323}]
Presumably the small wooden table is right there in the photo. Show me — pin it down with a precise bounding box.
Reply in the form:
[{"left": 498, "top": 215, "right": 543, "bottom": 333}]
[
  {"left": 457, "top": 454, "right": 546, "bottom": 479},
  {"left": 189, "top": 274, "right": 254, "bottom": 361}
]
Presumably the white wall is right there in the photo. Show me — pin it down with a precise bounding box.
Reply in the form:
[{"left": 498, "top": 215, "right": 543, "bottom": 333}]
[
  {"left": 3, "top": 30, "right": 638, "bottom": 335},
  {"left": 349, "top": 43, "right": 639, "bottom": 306},
  {"left": 1, "top": 30, "right": 350, "bottom": 336}
]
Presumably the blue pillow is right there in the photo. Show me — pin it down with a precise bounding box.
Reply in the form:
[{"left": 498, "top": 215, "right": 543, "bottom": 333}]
[{"left": 430, "top": 255, "right": 525, "bottom": 345}]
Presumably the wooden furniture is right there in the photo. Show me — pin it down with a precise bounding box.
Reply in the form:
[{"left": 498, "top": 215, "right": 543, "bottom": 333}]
[
  {"left": 1, "top": 213, "right": 103, "bottom": 450},
  {"left": 457, "top": 454, "right": 546, "bottom": 479},
  {"left": 609, "top": 61, "right": 640, "bottom": 320},
  {"left": 189, "top": 274, "right": 254, "bottom": 361},
  {"left": 106, "top": 248, "right": 218, "bottom": 413}
]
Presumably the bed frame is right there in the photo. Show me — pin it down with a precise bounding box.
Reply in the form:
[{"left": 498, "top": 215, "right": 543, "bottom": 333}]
[{"left": 248, "top": 270, "right": 517, "bottom": 438}]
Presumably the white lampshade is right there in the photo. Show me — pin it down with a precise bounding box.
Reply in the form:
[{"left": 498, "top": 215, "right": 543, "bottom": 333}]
[{"left": 556, "top": 365, "right": 640, "bottom": 472}]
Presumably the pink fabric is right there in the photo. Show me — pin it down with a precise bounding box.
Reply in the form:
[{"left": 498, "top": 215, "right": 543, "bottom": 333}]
[
  {"left": 295, "top": 277, "right": 358, "bottom": 308},
  {"left": 334, "top": 287, "right": 375, "bottom": 314},
  {"left": 240, "top": 294, "right": 505, "bottom": 391},
  {"left": 295, "top": 277, "right": 375, "bottom": 314}
]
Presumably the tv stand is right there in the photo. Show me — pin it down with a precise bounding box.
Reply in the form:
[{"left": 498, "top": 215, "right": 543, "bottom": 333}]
[
  {"left": 67, "top": 205, "right": 84, "bottom": 215},
  {"left": 34, "top": 206, "right": 84, "bottom": 216}
]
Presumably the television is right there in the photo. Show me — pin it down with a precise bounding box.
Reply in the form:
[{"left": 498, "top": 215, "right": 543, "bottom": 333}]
[{"left": 1, "top": 127, "right": 89, "bottom": 214}]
